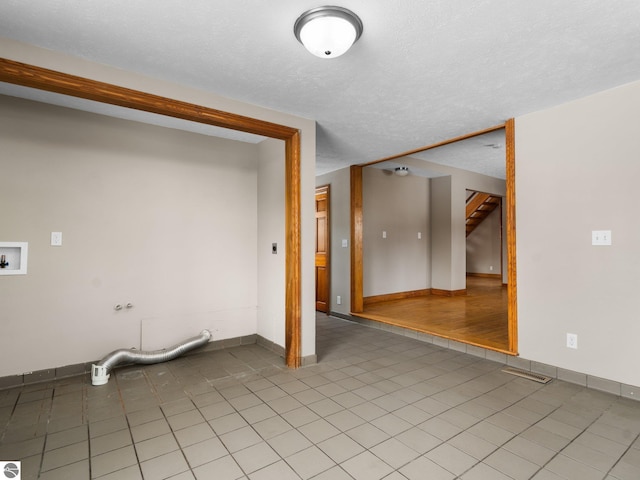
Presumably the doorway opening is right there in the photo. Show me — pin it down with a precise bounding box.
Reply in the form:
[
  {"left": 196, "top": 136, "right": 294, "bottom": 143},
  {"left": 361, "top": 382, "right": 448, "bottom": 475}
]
[{"left": 350, "top": 121, "right": 517, "bottom": 354}]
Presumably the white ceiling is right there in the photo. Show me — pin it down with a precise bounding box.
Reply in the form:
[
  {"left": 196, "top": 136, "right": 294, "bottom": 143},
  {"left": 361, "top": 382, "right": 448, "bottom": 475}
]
[{"left": 1, "top": 1, "right": 639, "bottom": 178}]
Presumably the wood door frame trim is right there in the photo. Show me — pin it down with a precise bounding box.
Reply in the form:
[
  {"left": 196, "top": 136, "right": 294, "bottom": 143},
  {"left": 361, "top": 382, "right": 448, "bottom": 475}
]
[
  {"left": 505, "top": 118, "right": 518, "bottom": 353},
  {"left": 350, "top": 166, "right": 364, "bottom": 313},
  {"left": 315, "top": 185, "right": 331, "bottom": 313},
  {"left": 359, "top": 124, "right": 506, "bottom": 168},
  {"left": 350, "top": 122, "right": 518, "bottom": 354},
  {"left": 0, "top": 57, "right": 303, "bottom": 367}
]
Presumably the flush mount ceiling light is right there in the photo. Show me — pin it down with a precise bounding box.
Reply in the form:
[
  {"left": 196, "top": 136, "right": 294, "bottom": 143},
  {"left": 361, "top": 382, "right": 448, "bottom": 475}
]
[
  {"left": 294, "top": 6, "right": 363, "bottom": 59},
  {"left": 395, "top": 167, "right": 409, "bottom": 176}
]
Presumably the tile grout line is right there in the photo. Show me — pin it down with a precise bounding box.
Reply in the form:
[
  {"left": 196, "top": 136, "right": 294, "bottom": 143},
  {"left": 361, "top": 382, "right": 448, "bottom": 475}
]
[
  {"left": 117, "top": 370, "right": 145, "bottom": 480},
  {"left": 603, "top": 426, "right": 640, "bottom": 478},
  {"left": 529, "top": 399, "right": 619, "bottom": 479}
]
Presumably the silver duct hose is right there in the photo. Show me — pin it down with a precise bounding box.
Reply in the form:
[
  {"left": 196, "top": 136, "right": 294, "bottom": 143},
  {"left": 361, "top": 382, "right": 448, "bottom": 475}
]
[{"left": 91, "top": 329, "right": 212, "bottom": 385}]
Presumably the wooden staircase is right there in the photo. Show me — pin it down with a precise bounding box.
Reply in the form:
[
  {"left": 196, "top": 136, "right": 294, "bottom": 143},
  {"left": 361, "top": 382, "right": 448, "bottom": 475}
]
[{"left": 466, "top": 191, "right": 501, "bottom": 237}]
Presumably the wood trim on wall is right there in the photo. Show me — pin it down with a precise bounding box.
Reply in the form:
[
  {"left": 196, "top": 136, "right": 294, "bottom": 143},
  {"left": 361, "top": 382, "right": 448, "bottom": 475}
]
[
  {"left": 466, "top": 273, "right": 502, "bottom": 279},
  {"left": 0, "top": 57, "right": 304, "bottom": 368},
  {"left": 431, "top": 289, "right": 467, "bottom": 297},
  {"left": 285, "top": 132, "right": 302, "bottom": 368},
  {"left": 364, "top": 289, "right": 431, "bottom": 306},
  {"left": 350, "top": 165, "right": 364, "bottom": 313},
  {"left": 505, "top": 118, "right": 518, "bottom": 354},
  {"left": 359, "top": 124, "right": 505, "bottom": 168}
]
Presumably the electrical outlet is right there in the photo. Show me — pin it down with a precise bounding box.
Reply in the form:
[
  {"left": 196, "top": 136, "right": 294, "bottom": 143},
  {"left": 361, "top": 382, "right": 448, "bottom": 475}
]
[
  {"left": 566, "top": 333, "right": 578, "bottom": 349},
  {"left": 337, "top": 295, "right": 342, "bottom": 305},
  {"left": 51, "top": 231, "right": 63, "bottom": 246},
  {"left": 592, "top": 230, "right": 612, "bottom": 246}
]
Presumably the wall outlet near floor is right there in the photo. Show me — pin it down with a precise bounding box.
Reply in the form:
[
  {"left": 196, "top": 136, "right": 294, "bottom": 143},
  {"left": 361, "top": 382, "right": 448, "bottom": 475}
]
[
  {"left": 336, "top": 295, "right": 342, "bottom": 305},
  {"left": 566, "top": 333, "right": 578, "bottom": 349}
]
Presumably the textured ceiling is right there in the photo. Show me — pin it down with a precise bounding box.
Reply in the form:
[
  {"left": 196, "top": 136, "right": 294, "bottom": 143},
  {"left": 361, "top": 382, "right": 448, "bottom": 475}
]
[{"left": 1, "top": 1, "right": 639, "bottom": 178}]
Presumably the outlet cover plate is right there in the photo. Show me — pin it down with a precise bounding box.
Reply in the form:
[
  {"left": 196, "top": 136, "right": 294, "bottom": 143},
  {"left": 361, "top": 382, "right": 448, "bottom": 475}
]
[{"left": 592, "top": 230, "right": 611, "bottom": 246}]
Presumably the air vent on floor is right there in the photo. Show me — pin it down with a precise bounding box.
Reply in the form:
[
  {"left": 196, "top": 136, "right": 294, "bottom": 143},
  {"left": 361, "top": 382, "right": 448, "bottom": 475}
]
[{"left": 501, "top": 367, "right": 552, "bottom": 384}]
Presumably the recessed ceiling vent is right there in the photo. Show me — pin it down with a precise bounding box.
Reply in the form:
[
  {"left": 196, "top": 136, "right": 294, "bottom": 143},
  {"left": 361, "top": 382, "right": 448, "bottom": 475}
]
[{"left": 501, "top": 367, "right": 552, "bottom": 384}]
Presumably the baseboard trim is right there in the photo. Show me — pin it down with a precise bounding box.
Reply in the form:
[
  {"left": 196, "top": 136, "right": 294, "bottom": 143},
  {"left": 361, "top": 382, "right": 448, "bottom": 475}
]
[
  {"left": 431, "top": 288, "right": 467, "bottom": 297},
  {"left": 364, "top": 289, "right": 430, "bottom": 305},
  {"left": 330, "top": 311, "right": 354, "bottom": 321},
  {"left": 0, "top": 333, "right": 275, "bottom": 391},
  {"left": 466, "top": 272, "right": 502, "bottom": 279},
  {"left": 256, "top": 335, "right": 285, "bottom": 358},
  {"left": 301, "top": 354, "right": 318, "bottom": 366}
]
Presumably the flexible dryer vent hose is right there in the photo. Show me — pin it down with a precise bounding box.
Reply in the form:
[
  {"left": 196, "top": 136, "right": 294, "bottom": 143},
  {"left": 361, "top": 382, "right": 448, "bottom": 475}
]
[{"left": 91, "top": 329, "right": 212, "bottom": 386}]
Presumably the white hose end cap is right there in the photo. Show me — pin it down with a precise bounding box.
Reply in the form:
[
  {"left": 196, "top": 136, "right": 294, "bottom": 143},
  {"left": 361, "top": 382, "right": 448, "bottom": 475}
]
[{"left": 91, "top": 364, "right": 110, "bottom": 386}]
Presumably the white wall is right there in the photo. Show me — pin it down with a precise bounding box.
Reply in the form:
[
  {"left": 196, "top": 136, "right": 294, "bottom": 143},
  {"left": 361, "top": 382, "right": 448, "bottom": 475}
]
[
  {"left": 0, "top": 37, "right": 317, "bottom": 371},
  {"left": 363, "top": 168, "right": 429, "bottom": 296},
  {"left": 517, "top": 79, "right": 640, "bottom": 387}
]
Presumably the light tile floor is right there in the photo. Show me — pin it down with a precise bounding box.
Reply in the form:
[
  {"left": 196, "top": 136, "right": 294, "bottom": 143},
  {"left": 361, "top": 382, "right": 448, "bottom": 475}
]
[{"left": 2, "top": 314, "right": 640, "bottom": 479}]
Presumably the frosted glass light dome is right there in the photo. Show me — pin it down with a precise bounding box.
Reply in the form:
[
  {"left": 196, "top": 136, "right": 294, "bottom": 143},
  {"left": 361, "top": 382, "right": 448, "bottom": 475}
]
[{"left": 294, "top": 6, "right": 363, "bottom": 59}]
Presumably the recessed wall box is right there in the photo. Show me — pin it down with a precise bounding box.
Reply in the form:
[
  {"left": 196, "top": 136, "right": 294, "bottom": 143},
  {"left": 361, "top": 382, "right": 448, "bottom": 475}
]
[{"left": 0, "top": 242, "right": 28, "bottom": 275}]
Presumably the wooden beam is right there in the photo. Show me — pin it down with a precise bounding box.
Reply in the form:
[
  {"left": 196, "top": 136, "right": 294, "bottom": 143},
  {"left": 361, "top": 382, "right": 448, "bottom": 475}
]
[{"left": 0, "top": 58, "right": 297, "bottom": 140}]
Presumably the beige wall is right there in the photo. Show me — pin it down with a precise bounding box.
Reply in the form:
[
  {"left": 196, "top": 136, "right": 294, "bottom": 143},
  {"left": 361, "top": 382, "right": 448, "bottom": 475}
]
[
  {"left": 363, "top": 168, "right": 429, "bottom": 296},
  {"left": 430, "top": 176, "right": 457, "bottom": 290},
  {"left": 466, "top": 206, "right": 502, "bottom": 275},
  {"left": 517, "top": 79, "right": 640, "bottom": 387},
  {"left": 316, "top": 161, "right": 506, "bottom": 313},
  {"left": 315, "top": 167, "right": 351, "bottom": 315},
  {"left": 0, "top": 37, "right": 317, "bottom": 373},
  {"left": 0, "top": 96, "right": 264, "bottom": 376},
  {"left": 257, "top": 138, "right": 286, "bottom": 345}
]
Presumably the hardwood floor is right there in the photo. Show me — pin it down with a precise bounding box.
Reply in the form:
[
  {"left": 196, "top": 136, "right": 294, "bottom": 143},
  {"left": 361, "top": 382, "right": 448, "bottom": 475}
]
[{"left": 355, "top": 276, "right": 509, "bottom": 352}]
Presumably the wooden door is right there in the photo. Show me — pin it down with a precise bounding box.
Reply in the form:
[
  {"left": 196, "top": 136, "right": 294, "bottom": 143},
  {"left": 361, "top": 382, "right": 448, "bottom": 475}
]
[{"left": 315, "top": 186, "right": 330, "bottom": 312}]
